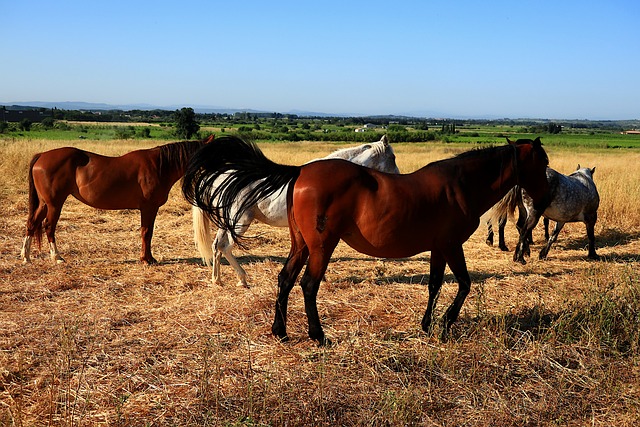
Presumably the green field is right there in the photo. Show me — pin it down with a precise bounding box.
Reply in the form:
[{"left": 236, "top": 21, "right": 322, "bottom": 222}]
[{"left": 3, "top": 116, "right": 640, "bottom": 149}]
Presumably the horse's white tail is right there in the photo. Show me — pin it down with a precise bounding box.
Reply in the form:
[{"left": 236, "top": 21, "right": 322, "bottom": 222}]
[{"left": 192, "top": 205, "right": 214, "bottom": 265}]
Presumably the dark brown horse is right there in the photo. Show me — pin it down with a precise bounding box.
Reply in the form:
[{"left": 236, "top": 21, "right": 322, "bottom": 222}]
[
  {"left": 183, "top": 136, "right": 550, "bottom": 344},
  {"left": 21, "top": 135, "right": 213, "bottom": 264}
]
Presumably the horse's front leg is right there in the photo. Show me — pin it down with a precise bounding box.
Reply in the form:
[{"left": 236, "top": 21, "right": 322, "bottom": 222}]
[
  {"left": 539, "top": 221, "right": 564, "bottom": 259},
  {"left": 139, "top": 207, "right": 159, "bottom": 264},
  {"left": 440, "top": 245, "right": 471, "bottom": 341},
  {"left": 421, "top": 250, "right": 446, "bottom": 335},
  {"left": 514, "top": 211, "right": 541, "bottom": 264}
]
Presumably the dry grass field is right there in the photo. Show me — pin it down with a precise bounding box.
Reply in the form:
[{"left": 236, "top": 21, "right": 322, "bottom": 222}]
[{"left": 1, "top": 137, "right": 639, "bottom": 426}]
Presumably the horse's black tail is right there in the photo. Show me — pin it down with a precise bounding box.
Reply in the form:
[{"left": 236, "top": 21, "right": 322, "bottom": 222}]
[
  {"left": 182, "top": 135, "right": 301, "bottom": 244},
  {"left": 26, "top": 153, "right": 44, "bottom": 249}
]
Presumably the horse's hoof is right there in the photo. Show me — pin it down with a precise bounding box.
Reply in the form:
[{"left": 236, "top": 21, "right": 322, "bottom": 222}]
[
  {"left": 318, "top": 337, "right": 333, "bottom": 347},
  {"left": 588, "top": 253, "right": 601, "bottom": 261},
  {"left": 274, "top": 334, "right": 290, "bottom": 343},
  {"left": 514, "top": 257, "right": 527, "bottom": 265},
  {"left": 485, "top": 239, "right": 493, "bottom": 247},
  {"left": 272, "top": 324, "right": 289, "bottom": 342},
  {"left": 499, "top": 245, "right": 509, "bottom": 252}
]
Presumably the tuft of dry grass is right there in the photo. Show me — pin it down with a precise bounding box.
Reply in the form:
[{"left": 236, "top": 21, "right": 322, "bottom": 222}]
[{"left": 1, "top": 138, "right": 639, "bottom": 426}]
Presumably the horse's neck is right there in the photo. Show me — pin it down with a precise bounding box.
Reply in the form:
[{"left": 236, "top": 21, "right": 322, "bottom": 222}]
[
  {"left": 327, "top": 147, "right": 366, "bottom": 161},
  {"left": 461, "top": 149, "right": 518, "bottom": 216},
  {"left": 171, "top": 141, "right": 205, "bottom": 183}
]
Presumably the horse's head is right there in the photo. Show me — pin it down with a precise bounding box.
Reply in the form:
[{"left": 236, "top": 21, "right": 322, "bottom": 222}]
[
  {"left": 574, "top": 164, "right": 596, "bottom": 180},
  {"left": 509, "top": 137, "right": 550, "bottom": 207},
  {"left": 353, "top": 135, "right": 400, "bottom": 174}
]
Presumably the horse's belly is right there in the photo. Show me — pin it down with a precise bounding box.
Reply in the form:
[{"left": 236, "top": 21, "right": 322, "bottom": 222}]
[
  {"left": 543, "top": 204, "right": 583, "bottom": 223},
  {"left": 341, "top": 228, "right": 435, "bottom": 259}
]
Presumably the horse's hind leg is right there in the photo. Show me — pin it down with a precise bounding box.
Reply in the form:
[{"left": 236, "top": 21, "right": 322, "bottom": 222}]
[
  {"left": 21, "top": 203, "right": 48, "bottom": 263},
  {"left": 20, "top": 236, "right": 32, "bottom": 263},
  {"left": 43, "top": 205, "right": 66, "bottom": 264},
  {"left": 543, "top": 218, "right": 551, "bottom": 241},
  {"left": 272, "top": 232, "right": 309, "bottom": 342},
  {"left": 214, "top": 228, "right": 248, "bottom": 287},
  {"left": 485, "top": 219, "right": 494, "bottom": 247},
  {"left": 497, "top": 214, "right": 508, "bottom": 251},
  {"left": 539, "top": 221, "right": 564, "bottom": 260},
  {"left": 299, "top": 237, "right": 339, "bottom": 346},
  {"left": 585, "top": 214, "right": 599, "bottom": 260}
]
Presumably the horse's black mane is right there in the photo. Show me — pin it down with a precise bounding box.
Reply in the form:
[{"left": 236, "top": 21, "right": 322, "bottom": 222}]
[
  {"left": 452, "top": 144, "right": 506, "bottom": 161},
  {"left": 158, "top": 138, "right": 208, "bottom": 174}
]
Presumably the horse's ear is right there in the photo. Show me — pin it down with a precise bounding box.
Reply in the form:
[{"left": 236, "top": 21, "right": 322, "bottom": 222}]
[
  {"left": 577, "top": 164, "right": 581, "bottom": 170},
  {"left": 204, "top": 134, "right": 215, "bottom": 144},
  {"left": 591, "top": 167, "right": 596, "bottom": 175},
  {"left": 533, "top": 137, "right": 542, "bottom": 146},
  {"left": 381, "top": 135, "right": 389, "bottom": 145}
]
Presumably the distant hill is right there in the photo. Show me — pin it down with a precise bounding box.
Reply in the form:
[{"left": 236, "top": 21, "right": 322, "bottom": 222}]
[{"left": 3, "top": 101, "right": 275, "bottom": 115}]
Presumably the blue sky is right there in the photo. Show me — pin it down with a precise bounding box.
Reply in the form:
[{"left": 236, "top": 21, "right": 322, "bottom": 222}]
[{"left": 2, "top": 0, "right": 639, "bottom": 119}]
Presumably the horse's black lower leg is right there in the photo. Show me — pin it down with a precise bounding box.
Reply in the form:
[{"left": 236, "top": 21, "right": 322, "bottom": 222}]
[
  {"left": 273, "top": 264, "right": 305, "bottom": 341},
  {"left": 586, "top": 219, "right": 600, "bottom": 260},
  {"left": 514, "top": 212, "right": 542, "bottom": 264},
  {"left": 497, "top": 216, "right": 508, "bottom": 251},
  {"left": 300, "top": 271, "right": 329, "bottom": 346},
  {"left": 300, "top": 243, "right": 336, "bottom": 346},
  {"left": 441, "top": 246, "right": 471, "bottom": 341},
  {"left": 421, "top": 251, "right": 445, "bottom": 335},
  {"left": 272, "top": 246, "right": 308, "bottom": 341},
  {"left": 485, "top": 220, "right": 494, "bottom": 247},
  {"left": 539, "top": 221, "right": 564, "bottom": 259}
]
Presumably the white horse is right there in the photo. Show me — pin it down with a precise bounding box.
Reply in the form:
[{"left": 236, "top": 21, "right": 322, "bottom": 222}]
[{"left": 192, "top": 135, "right": 400, "bottom": 286}]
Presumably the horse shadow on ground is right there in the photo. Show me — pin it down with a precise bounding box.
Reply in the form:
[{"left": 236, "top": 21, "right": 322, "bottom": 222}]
[
  {"left": 538, "top": 226, "right": 640, "bottom": 262},
  {"left": 176, "top": 253, "right": 580, "bottom": 287},
  {"left": 166, "top": 254, "right": 290, "bottom": 267},
  {"left": 553, "top": 227, "right": 640, "bottom": 251},
  {"left": 448, "top": 305, "right": 559, "bottom": 344}
]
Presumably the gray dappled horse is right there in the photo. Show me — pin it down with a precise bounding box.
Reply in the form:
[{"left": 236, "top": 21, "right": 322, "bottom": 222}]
[{"left": 492, "top": 165, "right": 600, "bottom": 263}]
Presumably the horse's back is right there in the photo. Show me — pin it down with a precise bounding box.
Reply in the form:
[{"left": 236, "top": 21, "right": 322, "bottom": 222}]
[
  {"left": 292, "top": 159, "right": 470, "bottom": 258},
  {"left": 34, "top": 147, "right": 92, "bottom": 170},
  {"left": 543, "top": 168, "right": 599, "bottom": 222}
]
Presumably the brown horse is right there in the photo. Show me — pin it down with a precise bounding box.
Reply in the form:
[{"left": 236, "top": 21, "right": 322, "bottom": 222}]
[
  {"left": 21, "top": 135, "right": 213, "bottom": 264},
  {"left": 183, "top": 136, "right": 550, "bottom": 344}
]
